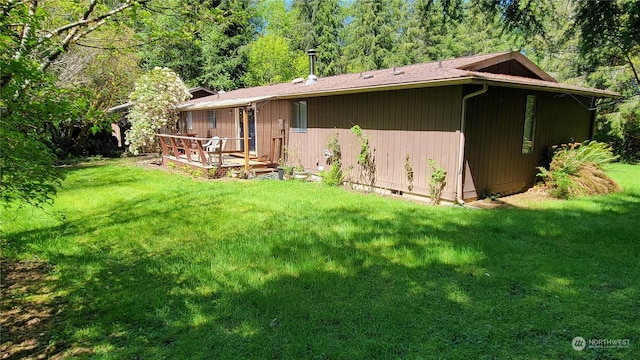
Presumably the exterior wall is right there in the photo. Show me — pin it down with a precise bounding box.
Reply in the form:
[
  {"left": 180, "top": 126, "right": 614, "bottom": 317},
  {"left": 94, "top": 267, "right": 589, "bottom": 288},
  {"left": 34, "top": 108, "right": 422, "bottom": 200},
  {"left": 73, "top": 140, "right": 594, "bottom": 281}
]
[
  {"left": 463, "top": 86, "right": 593, "bottom": 199},
  {"left": 179, "top": 101, "right": 291, "bottom": 160},
  {"left": 288, "top": 86, "right": 463, "bottom": 201},
  {"left": 180, "top": 108, "right": 237, "bottom": 139},
  {"left": 478, "top": 60, "right": 540, "bottom": 79},
  {"left": 255, "top": 100, "right": 291, "bottom": 161}
]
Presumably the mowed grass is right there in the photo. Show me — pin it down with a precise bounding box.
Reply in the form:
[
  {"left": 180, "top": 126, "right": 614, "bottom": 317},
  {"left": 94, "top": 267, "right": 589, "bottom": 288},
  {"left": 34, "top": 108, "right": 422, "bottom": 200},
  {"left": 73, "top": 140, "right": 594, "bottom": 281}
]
[{"left": 2, "top": 160, "right": 639, "bottom": 359}]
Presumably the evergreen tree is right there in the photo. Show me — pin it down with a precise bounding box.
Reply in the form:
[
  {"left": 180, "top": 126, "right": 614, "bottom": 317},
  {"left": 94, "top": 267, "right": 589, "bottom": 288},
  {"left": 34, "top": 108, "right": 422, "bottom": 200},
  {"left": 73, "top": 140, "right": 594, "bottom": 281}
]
[
  {"left": 344, "top": 0, "right": 394, "bottom": 72},
  {"left": 138, "top": 0, "right": 256, "bottom": 90},
  {"left": 291, "top": 0, "right": 344, "bottom": 76}
]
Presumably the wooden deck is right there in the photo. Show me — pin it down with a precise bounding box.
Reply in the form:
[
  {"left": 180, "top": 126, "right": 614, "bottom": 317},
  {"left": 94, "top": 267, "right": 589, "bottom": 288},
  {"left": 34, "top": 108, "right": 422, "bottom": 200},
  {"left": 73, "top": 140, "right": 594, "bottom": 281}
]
[{"left": 157, "top": 134, "right": 274, "bottom": 177}]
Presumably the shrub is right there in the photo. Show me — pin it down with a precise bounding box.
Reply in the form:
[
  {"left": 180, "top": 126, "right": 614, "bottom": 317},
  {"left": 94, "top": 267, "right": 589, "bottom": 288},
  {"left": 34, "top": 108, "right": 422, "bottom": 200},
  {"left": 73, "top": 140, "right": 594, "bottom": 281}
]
[
  {"left": 428, "top": 159, "right": 446, "bottom": 205},
  {"left": 321, "top": 133, "right": 346, "bottom": 186},
  {"left": 537, "top": 141, "right": 621, "bottom": 198}
]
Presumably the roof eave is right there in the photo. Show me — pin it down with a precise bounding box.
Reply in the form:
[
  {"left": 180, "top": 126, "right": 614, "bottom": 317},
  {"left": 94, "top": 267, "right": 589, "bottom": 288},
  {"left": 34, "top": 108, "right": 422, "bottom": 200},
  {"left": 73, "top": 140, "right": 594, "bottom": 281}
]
[
  {"left": 459, "top": 51, "right": 558, "bottom": 82},
  {"left": 179, "top": 95, "right": 277, "bottom": 110},
  {"left": 470, "top": 78, "right": 620, "bottom": 98},
  {"left": 277, "top": 77, "right": 476, "bottom": 99}
]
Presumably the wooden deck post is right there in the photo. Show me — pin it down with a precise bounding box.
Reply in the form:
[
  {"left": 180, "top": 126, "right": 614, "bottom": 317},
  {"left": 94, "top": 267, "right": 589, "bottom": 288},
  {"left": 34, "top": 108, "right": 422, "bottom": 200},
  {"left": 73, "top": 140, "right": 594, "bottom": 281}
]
[{"left": 243, "top": 107, "right": 249, "bottom": 171}]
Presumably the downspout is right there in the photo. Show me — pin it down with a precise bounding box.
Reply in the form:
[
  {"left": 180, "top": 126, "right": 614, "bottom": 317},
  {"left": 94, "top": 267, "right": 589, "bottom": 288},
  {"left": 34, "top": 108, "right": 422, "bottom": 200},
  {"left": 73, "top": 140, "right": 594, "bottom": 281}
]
[{"left": 456, "top": 83, "right": 488, "bottom": 204}]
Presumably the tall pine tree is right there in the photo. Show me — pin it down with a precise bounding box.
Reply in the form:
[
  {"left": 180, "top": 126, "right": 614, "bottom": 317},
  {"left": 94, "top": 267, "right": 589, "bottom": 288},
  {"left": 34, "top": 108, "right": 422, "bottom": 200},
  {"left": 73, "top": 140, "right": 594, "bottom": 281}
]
[
  {"left": 344, "top": 0, "right": 394, "bottom": 72},
  {"left": 291, "top": 0, "right": 344, "bottom": 76}
]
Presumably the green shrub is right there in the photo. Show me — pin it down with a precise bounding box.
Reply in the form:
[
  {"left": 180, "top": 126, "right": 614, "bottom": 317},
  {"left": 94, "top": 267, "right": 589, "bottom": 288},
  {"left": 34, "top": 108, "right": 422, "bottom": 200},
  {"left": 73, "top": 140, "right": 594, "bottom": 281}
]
[
  {"left": 321, "top": 133, "right": 345, "bottom": 186},
  {"left": 321, "top": 164, "right": 347, "bottom": 186},
  {"left": 537, "top": 141, "right": 621, "bottom": 198},
  {"left": 428, "top": 159, "right": 446, "bottom": 205}
]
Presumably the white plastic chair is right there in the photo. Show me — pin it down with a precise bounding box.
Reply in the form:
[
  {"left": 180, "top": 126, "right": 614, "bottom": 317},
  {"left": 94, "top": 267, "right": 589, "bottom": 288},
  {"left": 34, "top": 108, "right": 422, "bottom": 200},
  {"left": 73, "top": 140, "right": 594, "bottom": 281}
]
[{"left": 204, "top": 136, "right": 227, "bottom": 165}]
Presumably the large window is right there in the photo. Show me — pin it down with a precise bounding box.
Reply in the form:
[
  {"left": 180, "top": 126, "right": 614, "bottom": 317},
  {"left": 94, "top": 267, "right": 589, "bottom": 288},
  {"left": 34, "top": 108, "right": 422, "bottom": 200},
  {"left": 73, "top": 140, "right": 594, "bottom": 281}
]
[
  {"left": 292, "top": 100, "right": 307, "bottom": 133},
  {"left": 186, "top": 111, "right": 193, "bottom": 130},
  {"left": 209, "top": 110, "right": 216, "bottom": 128},
  {"left": 522, "top": 95, "right": 536, "bottom": 154}
]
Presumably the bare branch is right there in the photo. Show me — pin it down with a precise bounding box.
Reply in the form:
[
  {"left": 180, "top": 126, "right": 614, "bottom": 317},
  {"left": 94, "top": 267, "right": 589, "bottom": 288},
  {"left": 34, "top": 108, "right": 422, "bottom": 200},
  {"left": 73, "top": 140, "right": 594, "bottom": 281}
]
[
  {"left": 12, "top": 0, "right": 37, "bottom": 60},
  {"left": 38, "top": 0, "right": 152, "bottom": 71},
  {"left": 42, "top": 0, "right": 151, "bottom": 42}
]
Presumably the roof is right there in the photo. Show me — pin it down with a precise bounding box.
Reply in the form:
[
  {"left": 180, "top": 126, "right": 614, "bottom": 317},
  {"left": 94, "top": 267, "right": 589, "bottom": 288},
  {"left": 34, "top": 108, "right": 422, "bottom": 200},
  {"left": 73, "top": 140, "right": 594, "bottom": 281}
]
[{"left": 181, "top": 51, "right": 618, "bottom": 111}]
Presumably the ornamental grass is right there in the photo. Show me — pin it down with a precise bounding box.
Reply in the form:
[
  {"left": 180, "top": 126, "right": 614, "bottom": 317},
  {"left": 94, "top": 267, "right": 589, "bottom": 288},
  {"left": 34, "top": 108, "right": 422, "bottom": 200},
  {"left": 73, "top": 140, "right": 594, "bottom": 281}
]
[{"left": 537, "top": 141, "right": 621, "bottom": 198}]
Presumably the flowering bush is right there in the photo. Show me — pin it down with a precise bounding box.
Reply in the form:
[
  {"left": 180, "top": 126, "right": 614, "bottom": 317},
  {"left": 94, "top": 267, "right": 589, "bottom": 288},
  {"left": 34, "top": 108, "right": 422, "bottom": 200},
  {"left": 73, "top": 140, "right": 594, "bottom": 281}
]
[{"left": 126, "top": 68, "right": 191, "bottom": 154}]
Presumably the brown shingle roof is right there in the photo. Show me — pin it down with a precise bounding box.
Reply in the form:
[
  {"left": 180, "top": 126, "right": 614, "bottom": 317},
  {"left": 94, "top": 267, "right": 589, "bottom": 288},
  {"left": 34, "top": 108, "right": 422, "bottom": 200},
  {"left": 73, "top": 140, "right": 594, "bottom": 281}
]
[{"left": 181, "top": 51, "right": 617, "bottom": 110}]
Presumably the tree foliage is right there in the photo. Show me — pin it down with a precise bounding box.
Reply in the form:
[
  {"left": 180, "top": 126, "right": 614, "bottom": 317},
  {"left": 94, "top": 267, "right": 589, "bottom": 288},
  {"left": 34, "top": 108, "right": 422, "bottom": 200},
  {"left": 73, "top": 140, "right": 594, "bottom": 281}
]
[
  {"left": 344, "top": 0, "right": 394, "bottom": 72},
  {"left": 1, "top": 0, "right": 154, "bottom": 207},
  {"left": 291, "top": 0, "right": 344, "bottom": 76},
  {"left": 0, "top": 60, "right": 65, "bottom": 207},
  {"left": 126, "top": 68, "right": 191, "bottom": 155},
  {"left": 244, "top": 34, "right": 307, "bottom": 86}
]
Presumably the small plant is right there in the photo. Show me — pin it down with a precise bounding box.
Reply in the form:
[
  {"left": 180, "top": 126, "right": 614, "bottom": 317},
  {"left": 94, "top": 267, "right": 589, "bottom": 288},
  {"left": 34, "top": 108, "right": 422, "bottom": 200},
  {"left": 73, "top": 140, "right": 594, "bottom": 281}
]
[
  {"left": 167, "top": 162, "right": 178, "bottom": 170},
  {"left": 351, "top": 125, "right": 376, "bottom": 191},
  {"left": 537, "top": 141, "right": 620, "bottom": 198},
  {"left": 180, "top": 165, "right": 204, "bottom": 178},
  {"left": 322, "top": 132, "right": 346, "bottom": 186},
  {"left": 283, "top": 146, "right": 304, "bottom": 174},
  {"left": 405, "top": 153, "right": 414, "bottom": 191},
  {"left": 428, "top": 159, "right": 446, "bottom": 205}
]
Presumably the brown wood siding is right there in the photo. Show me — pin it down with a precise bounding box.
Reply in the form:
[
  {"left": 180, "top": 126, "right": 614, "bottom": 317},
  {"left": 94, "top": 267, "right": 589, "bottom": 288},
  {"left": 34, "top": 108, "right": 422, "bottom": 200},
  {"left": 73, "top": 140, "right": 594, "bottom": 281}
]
[
  {"left": 180, "top": 102, "right": 290, "bottom": 158},
  {"left": 180, "top": 109, "right": 239, "bottom": 150},
  {"left": 478, "top": 59, "right": 541, "bottom": 79},
  {"left": 288, "top": 86, "right": 463, "bottom": 201},
  {"left": 255, "top": 100, "right": 291, "bottom": 160},
  {"left": 464, "top": 87, "right": 593, "bottom": 199}
]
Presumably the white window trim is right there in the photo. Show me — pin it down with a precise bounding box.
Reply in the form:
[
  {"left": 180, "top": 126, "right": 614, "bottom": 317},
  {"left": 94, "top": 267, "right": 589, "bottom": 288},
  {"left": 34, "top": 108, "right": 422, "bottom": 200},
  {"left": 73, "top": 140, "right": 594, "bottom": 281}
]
[{"left": 522, "top": 95, "right": 536, "bottom": 154}]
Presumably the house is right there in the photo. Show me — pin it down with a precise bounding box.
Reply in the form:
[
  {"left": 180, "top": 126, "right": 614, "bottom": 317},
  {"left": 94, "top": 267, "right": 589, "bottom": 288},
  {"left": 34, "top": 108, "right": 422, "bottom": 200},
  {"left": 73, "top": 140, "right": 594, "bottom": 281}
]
[
  {"left": 108, "top": 87, "right": 216, "bottom": 147},
  {"left": 174, "top": 51, "right": 617, "bottom": 202}
]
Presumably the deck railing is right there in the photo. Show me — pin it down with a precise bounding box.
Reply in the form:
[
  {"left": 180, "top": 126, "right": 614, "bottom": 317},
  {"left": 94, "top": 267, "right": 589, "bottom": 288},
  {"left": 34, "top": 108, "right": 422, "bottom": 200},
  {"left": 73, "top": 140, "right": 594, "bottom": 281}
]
[{"left": 156, "top": 134, "right": 250, "bottom": 168}]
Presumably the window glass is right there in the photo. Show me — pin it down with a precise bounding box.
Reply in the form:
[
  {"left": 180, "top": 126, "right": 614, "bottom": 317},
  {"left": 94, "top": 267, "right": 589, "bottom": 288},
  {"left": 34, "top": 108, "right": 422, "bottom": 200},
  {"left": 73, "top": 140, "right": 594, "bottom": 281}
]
[
  {"left": 209, "top": 110, "right": 216, "bottom": 128},
  {"left": 186, "top": 111, "right": 193, "bottom": 130},
  {"left": 292, "top": 101, "right": 307, "bottom": 133},
  {"left": 522, "top": 95, "right": 536, "bottom": 154}
]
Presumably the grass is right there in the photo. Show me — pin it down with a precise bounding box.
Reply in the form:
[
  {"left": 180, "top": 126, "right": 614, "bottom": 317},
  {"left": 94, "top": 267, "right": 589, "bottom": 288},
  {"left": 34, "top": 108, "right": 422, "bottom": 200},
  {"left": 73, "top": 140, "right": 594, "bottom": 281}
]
[{"left": 1, "top": 160, "right": 639, "bottom": 359}]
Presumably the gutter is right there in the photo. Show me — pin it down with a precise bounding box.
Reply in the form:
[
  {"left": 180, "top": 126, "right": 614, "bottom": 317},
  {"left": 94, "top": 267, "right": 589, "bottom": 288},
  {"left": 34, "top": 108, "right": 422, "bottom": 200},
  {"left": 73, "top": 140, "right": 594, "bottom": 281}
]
[{"left": 456, "top": 83, "right": 488, "bottom": 204}]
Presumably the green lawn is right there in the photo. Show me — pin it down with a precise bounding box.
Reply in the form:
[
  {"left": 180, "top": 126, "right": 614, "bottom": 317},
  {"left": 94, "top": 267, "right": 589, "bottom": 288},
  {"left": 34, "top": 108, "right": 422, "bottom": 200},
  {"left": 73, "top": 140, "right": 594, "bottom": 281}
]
[{"left": 2, "top": 160, "right": 639, "bottom": 359}]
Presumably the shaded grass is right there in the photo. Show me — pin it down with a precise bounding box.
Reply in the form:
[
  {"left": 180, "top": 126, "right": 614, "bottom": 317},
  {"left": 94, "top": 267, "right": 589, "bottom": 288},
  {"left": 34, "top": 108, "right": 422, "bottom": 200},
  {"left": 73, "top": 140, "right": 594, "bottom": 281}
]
[{"left": 1, "top": 160, "right": 639, "bottom": 359}]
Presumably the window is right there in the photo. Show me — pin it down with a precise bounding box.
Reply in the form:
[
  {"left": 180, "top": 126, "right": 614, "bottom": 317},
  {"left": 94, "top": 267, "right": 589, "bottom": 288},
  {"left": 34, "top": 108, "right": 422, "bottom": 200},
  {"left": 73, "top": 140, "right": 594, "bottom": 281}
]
[
  {"left": 209, "top": 110, "right": 216, "bottom": 128},
  {"left": 522, "top": 95, "right": 536, "bottom": 154},
  {"left": 186, "top": 111, "right": 193, "bottom": 130},
  {"left": 292, "top": 100, "right": 307, "bottom": 133}
]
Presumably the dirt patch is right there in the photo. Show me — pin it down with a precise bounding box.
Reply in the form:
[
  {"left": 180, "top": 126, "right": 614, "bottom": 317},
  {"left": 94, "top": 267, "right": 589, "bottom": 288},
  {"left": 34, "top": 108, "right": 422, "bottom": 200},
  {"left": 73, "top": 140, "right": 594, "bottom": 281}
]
[
  {"left": 1, "top": 259, "right": 68, "bottom": 359},
  {"left": 466, "top": 187, "right": 559, "bottom": 209}
]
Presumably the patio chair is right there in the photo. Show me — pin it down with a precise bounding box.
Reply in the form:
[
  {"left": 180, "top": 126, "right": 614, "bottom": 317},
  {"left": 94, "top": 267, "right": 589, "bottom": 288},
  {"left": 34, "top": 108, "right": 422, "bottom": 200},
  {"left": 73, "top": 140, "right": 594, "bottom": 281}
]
[{"left": 204, "top": 136, "right": 227, "bottom": 165}]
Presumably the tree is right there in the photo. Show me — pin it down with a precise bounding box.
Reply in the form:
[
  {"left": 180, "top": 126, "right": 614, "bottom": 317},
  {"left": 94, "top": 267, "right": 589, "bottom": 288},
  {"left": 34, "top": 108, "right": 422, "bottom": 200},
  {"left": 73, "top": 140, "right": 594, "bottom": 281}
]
[
  {"left": 1, "top": 0, "right": 155, "bottom": 207},
  {"left": 344, "top": 0, "right": 394, "bottom": 72},
  {"left": 291, "top": 0, "right": 344, "bottom": 76},
  {"left": 126, "top": 68, "right": 191, "bottom": 155},
  {"left": 574, "top": 0, "right": 639, "bottom": 85},
  {"left": 48, "top": 27, "right": 142, "bottom": 157},
  {"left": 244, "top": 34, "right": 307, "bottom": 86},
  {"left": 0, "top": 60, "right": 67, "bottom": 207}
]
